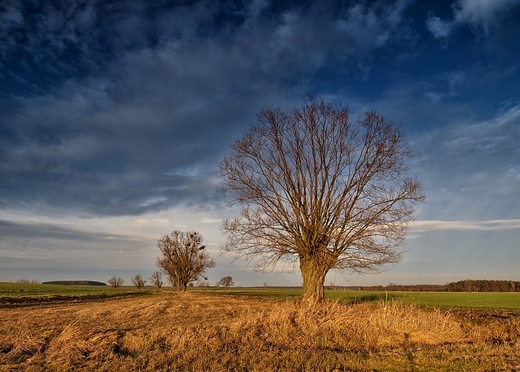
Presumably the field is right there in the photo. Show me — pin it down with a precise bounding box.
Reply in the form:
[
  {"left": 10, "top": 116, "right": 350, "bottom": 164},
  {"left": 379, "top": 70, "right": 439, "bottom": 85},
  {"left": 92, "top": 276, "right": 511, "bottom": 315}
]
[
  {"left": 0, "top": 284, "right": 519, "bottom": 371},
  {"left": 0, "top": 282, "right": 153, "bottom": 306},
  {"left": 194, "top": 287, "right": 520, "bottom": 310}
]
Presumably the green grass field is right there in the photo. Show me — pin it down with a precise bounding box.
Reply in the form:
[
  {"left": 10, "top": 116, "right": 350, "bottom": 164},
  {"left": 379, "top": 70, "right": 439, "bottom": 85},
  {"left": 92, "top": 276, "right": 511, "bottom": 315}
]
[
  {"left": 1, "top": 282, "right": 519, "bottom": 310},
  {"left": 192, "top": 287, "right": 520, "bottom": 310},
  {"left": 0, "top": 281, "right": 153, "bottom": 302}
]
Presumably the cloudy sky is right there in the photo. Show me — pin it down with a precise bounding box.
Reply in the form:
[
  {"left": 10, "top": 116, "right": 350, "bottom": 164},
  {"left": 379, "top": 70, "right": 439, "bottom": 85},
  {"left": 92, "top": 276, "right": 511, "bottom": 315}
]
[{"left": 1, "top": 0, "right": 519, "bottom": 287}]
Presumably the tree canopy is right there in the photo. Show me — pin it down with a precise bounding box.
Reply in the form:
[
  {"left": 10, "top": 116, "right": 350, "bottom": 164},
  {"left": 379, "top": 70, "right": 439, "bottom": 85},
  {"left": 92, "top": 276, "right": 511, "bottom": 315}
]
[
  {"left": 149, "top": 271, "right": 163, "bottom": 289},
  {"left": 108, "top": 277, "right": 124, "bottom": 288},
  {"left": 156, "top": 230, "right": 215, "bottom": 291},
  {"left": 131, "top": 274, "right": 146, "bottom": 289},
  {"left": 219, "top": 98, "right": 424, "bottom": 304},
  {"left": 218, "top": 276, "right": 234, "bottom": 287}
]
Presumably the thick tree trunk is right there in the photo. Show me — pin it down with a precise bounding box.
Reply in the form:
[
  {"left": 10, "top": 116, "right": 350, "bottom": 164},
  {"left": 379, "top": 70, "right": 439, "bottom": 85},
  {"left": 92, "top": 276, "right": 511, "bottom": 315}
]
[{"left": 300, "top": 255, "right": 329, "bottom": 306}]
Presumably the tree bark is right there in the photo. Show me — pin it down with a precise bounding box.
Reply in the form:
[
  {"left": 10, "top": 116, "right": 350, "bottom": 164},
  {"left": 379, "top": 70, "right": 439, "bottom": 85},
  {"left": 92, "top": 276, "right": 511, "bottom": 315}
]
[{"left": 300, "top": 254, "right": 329, "bottom": 306}]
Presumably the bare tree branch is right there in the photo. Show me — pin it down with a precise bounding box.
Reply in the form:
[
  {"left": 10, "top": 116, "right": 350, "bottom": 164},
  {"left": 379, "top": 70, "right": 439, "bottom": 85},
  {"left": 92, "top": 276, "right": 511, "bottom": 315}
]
[
  {"left": 219, "top": 98, "right": 424, "bottom": 305},
  {"left": 108, "top": 277, "right": 124, "bottom": 288},
  {"left": 131, "top": 274, "right": 146, "bottom": 289},
  {"left": 156, "top": 230, "right": 215, "bottom": 291},
  {"left": 149, "top": 271, "right": 163, "bottom": 289}
]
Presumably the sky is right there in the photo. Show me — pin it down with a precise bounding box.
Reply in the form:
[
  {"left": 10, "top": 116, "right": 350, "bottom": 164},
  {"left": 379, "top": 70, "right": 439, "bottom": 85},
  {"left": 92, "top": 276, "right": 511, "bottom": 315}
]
[{"left": 0, "top": 0, "right": 519, "bottom": 287}]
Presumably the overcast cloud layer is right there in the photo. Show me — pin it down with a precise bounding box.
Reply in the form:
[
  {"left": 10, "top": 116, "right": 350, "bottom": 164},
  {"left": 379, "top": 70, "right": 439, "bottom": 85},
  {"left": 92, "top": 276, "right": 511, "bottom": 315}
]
[{"left": 0, "top": 0, "right": 518, "bottom": 286}]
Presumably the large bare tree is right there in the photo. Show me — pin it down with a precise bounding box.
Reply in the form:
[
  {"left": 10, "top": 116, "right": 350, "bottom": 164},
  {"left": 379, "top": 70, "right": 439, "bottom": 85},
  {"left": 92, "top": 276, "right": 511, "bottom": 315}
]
[
  {"left": 219, "top": 98, "right": 424, "bottom": 305},
  {"left": 156, "top": 230, "right": 215, "bottom": 291}
]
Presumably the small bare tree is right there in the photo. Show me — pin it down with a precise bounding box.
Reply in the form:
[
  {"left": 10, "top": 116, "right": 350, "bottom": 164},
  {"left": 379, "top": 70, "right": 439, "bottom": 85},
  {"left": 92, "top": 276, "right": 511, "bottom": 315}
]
[
  {"left": 108, "top": 276, "right": 124, "bottom": 288},
  {"left": 149, "top": 271, "right": 163, "bottom": 289},
  {"left": 218, "top": 276, "right": 234, "bottom": 287},
  {"left": 156, "top": 230, "right": 215, "bottom": 291},
  {"left": 131, "top": 274, "right": 146, "bottom": 289},
  {"left": 219, "top": 98, "right": 424, "bottom": 305}
]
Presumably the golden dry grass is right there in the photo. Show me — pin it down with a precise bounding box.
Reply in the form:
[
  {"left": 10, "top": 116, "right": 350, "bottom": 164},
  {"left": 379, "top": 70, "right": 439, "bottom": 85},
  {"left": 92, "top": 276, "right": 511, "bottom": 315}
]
[{"left": 0, "top": 292, "right": 518, "bottom": 371}]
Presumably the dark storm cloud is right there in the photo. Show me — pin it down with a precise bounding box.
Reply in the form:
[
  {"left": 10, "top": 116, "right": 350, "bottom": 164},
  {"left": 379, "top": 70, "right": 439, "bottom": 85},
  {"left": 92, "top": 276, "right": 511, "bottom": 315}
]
[{"left": 0, "top": 0, "right": 418, "bottom": 217}]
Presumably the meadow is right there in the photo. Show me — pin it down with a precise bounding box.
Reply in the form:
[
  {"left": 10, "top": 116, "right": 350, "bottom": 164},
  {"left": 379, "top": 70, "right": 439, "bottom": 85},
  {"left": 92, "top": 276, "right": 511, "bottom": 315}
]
[
  {"left": 0, "top": 283, "right": 519, "bottom": 371},
  {"left": 0, "top": 282, "right": 152, "bottom": 306},
  {"left": 3, "top": 282, "right": 517, "bottom": 309},
  {"left": 193, "top": 287, "right": 520, "bottom": 310}
]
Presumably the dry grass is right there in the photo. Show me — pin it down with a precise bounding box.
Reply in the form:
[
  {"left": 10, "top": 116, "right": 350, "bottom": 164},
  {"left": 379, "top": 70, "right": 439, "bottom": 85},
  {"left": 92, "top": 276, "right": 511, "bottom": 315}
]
[{"left": 0, "top": 292, "right": 518, "bottom": 371}]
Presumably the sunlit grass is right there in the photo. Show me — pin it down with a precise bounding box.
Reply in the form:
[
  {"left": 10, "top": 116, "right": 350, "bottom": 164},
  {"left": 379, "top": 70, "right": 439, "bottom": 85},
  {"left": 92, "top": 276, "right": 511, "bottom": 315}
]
[{"left": 0, "top": 292, "right": 518, "bottom": 371}]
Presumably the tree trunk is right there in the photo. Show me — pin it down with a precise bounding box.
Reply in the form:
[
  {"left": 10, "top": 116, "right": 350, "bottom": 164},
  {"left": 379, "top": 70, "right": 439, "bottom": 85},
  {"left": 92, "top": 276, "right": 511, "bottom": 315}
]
[{"left": 300, "top": 255, "right": 329, "bottom": 306}]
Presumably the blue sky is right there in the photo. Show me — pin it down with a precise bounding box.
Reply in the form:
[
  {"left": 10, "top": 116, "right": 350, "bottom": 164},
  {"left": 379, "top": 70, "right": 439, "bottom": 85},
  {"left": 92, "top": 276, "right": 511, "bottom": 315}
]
[{"left": 0, "top": 0, "right": 518, "bottom": 287}]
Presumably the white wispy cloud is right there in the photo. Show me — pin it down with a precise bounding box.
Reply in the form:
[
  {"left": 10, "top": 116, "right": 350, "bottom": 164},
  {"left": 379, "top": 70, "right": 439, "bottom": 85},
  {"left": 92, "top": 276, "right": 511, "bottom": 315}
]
[
  {"left": 410, "top": 219, "right": 520, "bottom": 232},
  {"left": 425, "top": 16, "right": 453, "bottom": 39},
  {"left": 426, "top": 0, "right": 520, "bottom": 38},
  {"left": 453, "top": 0, "right": 520, "bottom": 29},
  {"left": 409, "top": 104, "right": 520, "bottom": 221}
]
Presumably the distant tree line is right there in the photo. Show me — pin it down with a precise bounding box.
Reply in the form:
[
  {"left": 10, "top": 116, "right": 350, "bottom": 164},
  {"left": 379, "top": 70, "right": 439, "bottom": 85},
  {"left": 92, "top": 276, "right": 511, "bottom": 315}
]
[
  {"left": 445, "top": 280, "right": 519, "bottom": 292},
  {"left": 42, "top": 280, "right": 106, "bottom": 286},
  {"left": 360, "top": 280, "right": 520, "bottom": 292}
]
